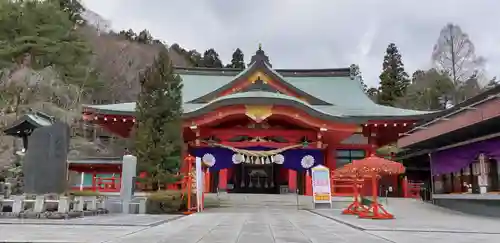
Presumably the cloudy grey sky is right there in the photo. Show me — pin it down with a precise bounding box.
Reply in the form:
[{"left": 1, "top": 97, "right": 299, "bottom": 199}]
[{"left": 82, "top": 0, "right": 500, "bottom": 87}]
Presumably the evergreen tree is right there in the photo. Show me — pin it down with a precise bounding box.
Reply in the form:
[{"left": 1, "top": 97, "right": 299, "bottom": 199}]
[
  {"left": 202, "top": 48, "right": 223, "bottom": 68},
  {"left": 366, "top": 87, "right": 379, "bottom": 101},
  {"left": 119, "top": 29, "right": 137, "bottom": 41},
  {"left": 49, "top": 0, "right": 86, "bottom": 25},
  {"left": 349, "top": 64, "right": 367, "bottom": 92},
  {"left": 397, "top": 69, "right": 454, "bottom": 110},
  {"left": 377, "top": 43, "right": 409, "bottom": 106},
  {"left": 486, "top": 77, "right": 498, "bottom": 90},
  {"left": 136, "top": 29, "right": 153, "bottom": 44},
  {"left": 134, "top": 49, "right": 183, "bottom": 190},
  {"left": 0, "top": 0, "right": 92, "bottom": 84},
  {"left": 229, "top": 48, "right": 245, "bottom": 69}
]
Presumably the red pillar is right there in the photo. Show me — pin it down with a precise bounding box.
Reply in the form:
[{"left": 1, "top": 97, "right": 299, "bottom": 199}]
[
  {"left": 218, "top": 169, "right": 228, "bottom": 191},
  {"left": 288, "top": 169, "right": 297, "bottom": 193},
  {"left": 326, "top": 147, "right": 336, "bottom": 169},
  {"left": 305, "top": 170, "right": 312, "bottom": 196},
  {"left": 205, "top": 169, "right": 211, "bottom": 193},
  {"left": 402, "top": 176, "right": 408, "bottom": 198},
  {"left": 91, "top": 172, "right": 97, "bottom": 192}
]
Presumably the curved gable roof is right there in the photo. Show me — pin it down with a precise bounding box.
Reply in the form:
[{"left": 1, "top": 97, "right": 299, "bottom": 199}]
[{"left": 83, "top": 47, "right": 436, "bottom": 122}]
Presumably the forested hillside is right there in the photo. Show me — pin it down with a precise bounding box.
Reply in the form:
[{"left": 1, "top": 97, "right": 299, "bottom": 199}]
[
  {"left": 0, "top": 0, "right": 245, "bottom": 169},
  {"left": 0, "top": 0, "right": 186, "bottom": 167},
  {"left": 1, "top": 0, "right": 498, "bottom": 168}
]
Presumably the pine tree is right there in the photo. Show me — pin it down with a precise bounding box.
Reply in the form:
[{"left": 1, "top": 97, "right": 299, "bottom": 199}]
[
  {"left": 350, "top": 64, "right": 367, "bottom": 92},
  {"left": 134, "top": 49, "right": 183, "bottom": 190},
  {"left": 119, "top": 29, "right": 137, "bottom": 41},
  {"left": 49, "top": 0, "right": 86, "bottom": 25},
  {"left": 0, "top": 0, "right": 92, "bottom": 84},
  {"left": 377, "top": 43, "right": 409, "bottom": 106},
  {"left": 136, "top": 29, "right": 153, "bottom": 44},
  {"left": 202, "top": 48, "right": 223, "bottom": 68},
  {"left": 229, "top": 48, "right": 245, "bottom": 69}
]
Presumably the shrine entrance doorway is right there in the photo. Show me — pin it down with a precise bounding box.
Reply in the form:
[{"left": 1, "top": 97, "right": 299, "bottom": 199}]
[{"left": 231, "top": 163, "right": 282, "bottom": 194}]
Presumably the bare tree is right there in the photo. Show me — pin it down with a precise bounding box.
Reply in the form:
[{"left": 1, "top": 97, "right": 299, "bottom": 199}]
[{"left": 432, "top": 23, "right": 486, "bottom": 104}]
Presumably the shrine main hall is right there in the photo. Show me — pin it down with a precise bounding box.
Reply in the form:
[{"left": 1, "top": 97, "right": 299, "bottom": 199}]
[{"left": 82, "top": 47, "right": 434, "bottom": 195}]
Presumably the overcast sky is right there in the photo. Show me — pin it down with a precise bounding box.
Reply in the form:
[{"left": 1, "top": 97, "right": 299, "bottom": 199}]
[{"left": 82, "top": 0, "right": 500, "bottom": 87}]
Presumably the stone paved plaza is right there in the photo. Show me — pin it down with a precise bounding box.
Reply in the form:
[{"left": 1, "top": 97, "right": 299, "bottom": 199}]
[{"left": 1, "top": 197, "right": 499, "bottom": 242}]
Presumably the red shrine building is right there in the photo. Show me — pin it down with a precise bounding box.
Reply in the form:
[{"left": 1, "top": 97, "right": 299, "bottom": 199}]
[{"left": 81, "top": 47, "right": 434, "bottom": 195}]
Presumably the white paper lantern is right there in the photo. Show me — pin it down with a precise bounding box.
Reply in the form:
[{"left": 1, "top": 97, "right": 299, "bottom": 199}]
[
  {"left": 232, "top": 154, "right": 242, "bottom": 164},
  {"left": 273, "top": 154, "right": 285, "bottom": 164},
  {"left": 202, "top": 153, "right": 216, "bottom": 167},
  {"left": 301, "top": 155, "right": 315, "bottom": 169}
]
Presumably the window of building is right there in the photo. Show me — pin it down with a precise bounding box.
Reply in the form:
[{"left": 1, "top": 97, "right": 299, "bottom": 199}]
[{"left": 335, "top": 149, "right": 366, "bottom": 168}]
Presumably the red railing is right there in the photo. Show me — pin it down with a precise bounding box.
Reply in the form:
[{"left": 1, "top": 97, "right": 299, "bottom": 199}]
[
  {"left": 331, "top": 176, "right": 357, "bottom": 196},
  {"left": 93, "top": 177, "right": 121, "bottom": 192},
  {"left": 404, "top": 180, "right": 423, "bottom": 199}
]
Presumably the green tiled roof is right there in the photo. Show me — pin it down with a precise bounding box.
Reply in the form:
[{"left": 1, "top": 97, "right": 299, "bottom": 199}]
[
  {"left": 180, "top": 73, "right": 235, "bottom": 102},
  {"left": 85, "top": 102, "right": 135, "bottom": 114},
  {"left": 3, "top": 111, "right": 55, "bottom": 136},
  {"left": 83, "top": 64, "right": 435, "bottom": 122},
  {"left": 183, "top": 91, "right": 348, "bottom": 119}
]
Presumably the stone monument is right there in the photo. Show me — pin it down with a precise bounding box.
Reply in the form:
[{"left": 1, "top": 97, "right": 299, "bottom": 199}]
[
  {"left": 23, "top": 122, "right": 70, "bottom": 194},
  {"left": 120, "top": 155, "right": 137, "bottom": 214}
]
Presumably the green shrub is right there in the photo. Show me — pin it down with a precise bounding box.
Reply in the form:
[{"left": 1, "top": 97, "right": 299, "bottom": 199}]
[
  {"left": 146, "top": 191, "right": 222, "bottom": 214},
  {"left": 147, "top": 190, "right": 187, "bottom": 214}
]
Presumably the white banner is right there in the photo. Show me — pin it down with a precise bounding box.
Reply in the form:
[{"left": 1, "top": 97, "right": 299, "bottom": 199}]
[
  {"left": 311, "top": 165, "right": 332, "bottom": 208},
  {"left": 195, "top": 157, "right": 204, "bottom": 212}
]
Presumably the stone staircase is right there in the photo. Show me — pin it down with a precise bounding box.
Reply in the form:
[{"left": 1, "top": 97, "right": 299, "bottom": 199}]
[
  {"left": 205, "top": 193, "right": 310, "bottom": 210},
  {"left": 203, "top": 193, "right": 354, "bottom": 211}
]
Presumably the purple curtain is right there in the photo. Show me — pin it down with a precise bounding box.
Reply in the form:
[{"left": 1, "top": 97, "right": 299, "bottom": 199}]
[
  {"left": 431, "top": 137, "right": 500, "bottom": 175},
  {"left": 189, "top": 146, "right": 324, "bottom": 172}
]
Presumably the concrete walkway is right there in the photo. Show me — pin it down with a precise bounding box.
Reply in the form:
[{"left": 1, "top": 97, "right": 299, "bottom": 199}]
[
  {"left": 312, "top": 198, "right": 500, "bottom": 243},
  {"left": 2, "top": 197, "right": 500, "bottom": 242},
  {"left": 0, "top": 209, "right": 388, "bottom": 243}
]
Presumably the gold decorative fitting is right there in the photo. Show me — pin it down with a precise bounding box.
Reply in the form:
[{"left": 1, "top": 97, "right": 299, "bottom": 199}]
[
  {"left": 245, "top": 105, "right": 273, "bottom": 123},
  {"left": 248, "top": 71, "right": 271, "bottom": 84}
]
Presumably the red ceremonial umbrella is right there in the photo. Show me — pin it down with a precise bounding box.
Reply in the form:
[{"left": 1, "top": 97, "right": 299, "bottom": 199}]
[
  {"left": 347, "top": 154, "right": 406, "bottom": 219},
  {"left": 350, "top": 155, "right": 405, "bottom": 176},
  {"left": 333, "top": 164, "right": 369, "bottom": 215}
]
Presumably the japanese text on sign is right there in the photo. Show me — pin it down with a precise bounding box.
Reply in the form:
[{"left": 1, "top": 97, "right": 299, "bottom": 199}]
[{"left": 311, "top": 165, "right": 332, "bottom": 205}]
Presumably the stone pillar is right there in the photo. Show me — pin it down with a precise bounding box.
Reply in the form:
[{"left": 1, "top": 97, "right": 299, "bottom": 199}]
[
  {"left": 12, "top": 195, "right": 24, "bottom": 213},
  {"left": 218, "top": 169, "right": 228, "bottom": 191},
  {"left": 138, "top": 197, "right": 147, "bottom": 214},
  {"left": 288, "top": 169, "right": 297, "bottom": 193},
  {"left": 74, "top": 196, "right": 84, "bottom": 211},
  {"left": 58, "top": 196, "right": 70, "bottom": 213},
  {"left": 87, "top": 197, "right": 97, "bottom": 210},
  {"left": 33, "top": 195, "right": 45, "bottom": 213},
  {"left": 2, "top": 182, "right": 11, "bottom": 199},
  {"left": 478, "top": 153, "right": 489, "bottom": 194},
  {"left": 120, "top": 155, "right": 137, "bottom": 214}
]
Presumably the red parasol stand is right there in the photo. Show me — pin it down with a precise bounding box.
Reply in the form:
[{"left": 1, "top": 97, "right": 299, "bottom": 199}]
[
  {"left": 349, "top": 155, "right": 405, "bottom": 220},
  {"left": 333, "top": 164, "right": 369, "bottom": 215}
]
